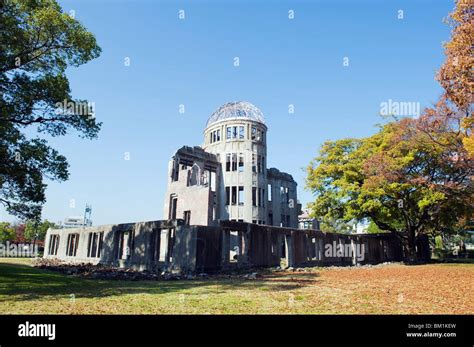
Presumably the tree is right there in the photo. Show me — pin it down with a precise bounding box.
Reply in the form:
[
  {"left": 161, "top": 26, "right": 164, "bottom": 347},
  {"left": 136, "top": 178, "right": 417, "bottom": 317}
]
[
  {"left": 305, "top": 1, "right": 473, "bottom": 262},
  {"left": 367, "top": 220, "right": 384, "bottom": 234},
  {"left": 0, "top": 221, "right": 16, "bottom": 242},
  {"left": 0, "top": 0, "right": 101, "bottom": 220},
  {"left": 319, "top": 216, "right": 353, "bottom": 234},
  {"left": 12, "top": 223, "right": 26, "bottom": 243},
  {"left": 434, "top": 235, "right": 444, "bottom": 249},
  {"left": 436, "top": 0, "right": 473, "bottom": 156},
  {"left": 24, "top": 219, "right": 56, "bottom": 242},
  {"left": 306, "top": 119, "right": 473, "bottom": 262}
]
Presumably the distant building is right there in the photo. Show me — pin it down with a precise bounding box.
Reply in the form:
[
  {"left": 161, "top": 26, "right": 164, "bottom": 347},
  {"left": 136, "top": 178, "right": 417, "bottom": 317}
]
[
  {"left": 298, "top": 209, "right": 320, "bottom": 230},
  {"left": 163, "top": 101, "right": 300, "bottom": 227},
  {"left": 62, "top": 216, "right": 92, "bottom": 229}
]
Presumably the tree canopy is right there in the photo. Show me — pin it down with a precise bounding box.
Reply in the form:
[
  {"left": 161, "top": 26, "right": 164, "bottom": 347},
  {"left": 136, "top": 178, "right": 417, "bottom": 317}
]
[
  {"left": 0, "top": 221, "right": 16, "bottom": 242},
  {"left": 306, "top": 118, "right": 472, "bottom": 260},
  {"left": 306, "top": 1, "right": 473, "bottom": 261},
  {"left": 24, "top": 219, "right": 56, "bottom": 241},
  {"left": 0, "top": 0, "right": 101, "bottom": 220},
  {"left": 436, "top": 0, "right": 473, "bottom": 155}
]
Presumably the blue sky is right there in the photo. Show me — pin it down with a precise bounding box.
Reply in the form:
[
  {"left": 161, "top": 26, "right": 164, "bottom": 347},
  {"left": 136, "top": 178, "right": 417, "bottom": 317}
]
[{"left": 1, "top": 0, "right": 455, "bottom": 225}]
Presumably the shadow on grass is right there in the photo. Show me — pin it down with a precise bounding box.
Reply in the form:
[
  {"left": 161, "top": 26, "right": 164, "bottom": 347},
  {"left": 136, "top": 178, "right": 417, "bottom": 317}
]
[{"left": 0, "top": 262, "right": 321, "bottom": 303}]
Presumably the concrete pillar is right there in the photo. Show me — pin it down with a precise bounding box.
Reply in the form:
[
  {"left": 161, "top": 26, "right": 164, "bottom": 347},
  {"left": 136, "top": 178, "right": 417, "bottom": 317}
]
[
  {"left": 43, "top": 231, "right": 51, "bottom": 257},
  {"left": 305, "top": 235, "right": 312, "bottom": 261},
  {"left": 318, "top": 239, "right": 324, "bottom": 261},
  {"left": 242, "top": 230, "right": 250, "bottom": 264},
  {"left": 245, "top": 223, "right": 252, "bottom": 264},
  {"left": 314, "top": 237, "right": 319, "bottom": 261},
  {"left": 266, "top": 230, "right": 273, "bottom": 266},
  {"left": 221, "top": 229, "right": 230, "bottom": 265},
  {"left": 237, "top": 231, "right": 243, "bottom": 263},
  {"left": 351, "top": 238, "right": 356, "bottom": 265},
  {"left": 275, "top": 234, "right": 283, "bottom": 260},
  {"left": 170, "top": 225, "right": 196, "bottom": 273},
  {"left": 284, "top": 234, "right": 295, "bottom": 268}
]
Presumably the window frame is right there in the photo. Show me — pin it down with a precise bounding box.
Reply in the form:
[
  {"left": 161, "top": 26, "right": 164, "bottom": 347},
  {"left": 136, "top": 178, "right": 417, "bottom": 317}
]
[
  {"left": 66, "top": 233, "right": 79, "bottom": 257},
  {"left": 238, "top": 186, "right": 244, "bottom": 206},
  {"left": 48, "top": 234, "right": 60, "bottom": 256}
]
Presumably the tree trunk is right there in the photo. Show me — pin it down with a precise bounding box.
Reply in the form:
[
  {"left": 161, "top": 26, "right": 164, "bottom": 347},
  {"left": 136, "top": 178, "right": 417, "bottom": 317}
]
[
  {"left": 33, "top": 236, "right": 37, "bottom": 257},
  {"left": 403, "top": 228, "right": 418, "bottom": 263}
]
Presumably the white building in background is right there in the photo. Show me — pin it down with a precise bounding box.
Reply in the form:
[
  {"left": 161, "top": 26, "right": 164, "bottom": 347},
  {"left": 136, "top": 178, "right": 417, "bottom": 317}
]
[
  {"left": 163, "top": 101, "right": 301, "bottom": 227},
  {"left": 62, "top": 216, "right": 92, "bottom": 229},
  {"left": 298, "top": 209, "right": 320, "bottom": 230}
]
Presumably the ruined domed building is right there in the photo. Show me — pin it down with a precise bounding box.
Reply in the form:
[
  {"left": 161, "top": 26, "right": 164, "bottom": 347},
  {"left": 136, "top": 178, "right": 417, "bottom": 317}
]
[
  {"left": 163, "top": 101, "right": 300, "bottom": 227},
  {"left": 43, "top": 102, "right": 404, "bottom": 273}
]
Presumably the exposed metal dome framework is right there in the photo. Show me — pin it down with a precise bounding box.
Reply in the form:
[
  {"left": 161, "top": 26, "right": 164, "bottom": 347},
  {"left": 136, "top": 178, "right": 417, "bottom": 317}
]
[{"left": 206, "top": 101, "right": 266, "bottom": 128}]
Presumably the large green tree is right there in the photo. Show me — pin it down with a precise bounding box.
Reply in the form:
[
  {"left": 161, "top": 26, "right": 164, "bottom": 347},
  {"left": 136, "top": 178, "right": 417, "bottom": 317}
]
[
  {"left": 0, "top": 0, "right": 101, "bottom": 220},
  {"left": 306, "top": 118, "right": 473, "bottom": 261},
  {"left": 319, "top": 216, "right": 354, "bottom": 234},
  {"left": 24, "top": 219, "right": 56, "bottom": 242}
]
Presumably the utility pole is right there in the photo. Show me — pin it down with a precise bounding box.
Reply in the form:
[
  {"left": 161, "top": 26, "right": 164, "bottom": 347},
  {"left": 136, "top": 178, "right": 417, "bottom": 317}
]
[{"left": 84, "top": 204, "right": 92, "bottom": 227}]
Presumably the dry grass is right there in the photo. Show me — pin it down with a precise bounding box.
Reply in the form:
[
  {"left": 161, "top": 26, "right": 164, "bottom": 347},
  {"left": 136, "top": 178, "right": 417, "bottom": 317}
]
[{"left": 0, "top": 258, "right": 472, "bottom": 314}]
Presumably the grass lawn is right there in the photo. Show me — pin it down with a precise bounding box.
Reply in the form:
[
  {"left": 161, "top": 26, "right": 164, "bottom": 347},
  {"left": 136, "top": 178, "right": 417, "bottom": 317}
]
[{"left": 0, "top": 257, "right": 472, "bottom": 314}]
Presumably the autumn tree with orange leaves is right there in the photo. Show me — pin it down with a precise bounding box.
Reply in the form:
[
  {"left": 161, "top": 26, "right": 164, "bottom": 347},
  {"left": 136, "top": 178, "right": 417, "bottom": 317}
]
[
  {"left": 306, "top": 0, "right": 473, "bottom": 262},
  {"left": 436, "top": 0, "right": 473, "bottom": 155}
]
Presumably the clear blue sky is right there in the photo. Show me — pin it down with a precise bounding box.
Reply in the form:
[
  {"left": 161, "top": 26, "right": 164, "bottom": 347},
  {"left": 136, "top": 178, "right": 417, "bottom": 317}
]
[{"left": 1, "top": 0, "right": 454, "bottom": 225}]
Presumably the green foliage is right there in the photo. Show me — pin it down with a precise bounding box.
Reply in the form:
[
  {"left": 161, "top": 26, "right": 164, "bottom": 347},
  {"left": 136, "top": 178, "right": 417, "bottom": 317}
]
[
  {"left": 0, "top": 0, "right": 101, "bottom": 220},
  {"left": 319, "top": 217, "right": 353, "bottom": 234},
  {"left": 306, "top": 119, "right": 473, "bottom": 259},
  {"left": 306, "top": 1, "right": 474, "bottom": 262},
  {"left": 0, "top": 222, "right": 16, "bottom": 242},
  {"left": 367, "top": 220, "right": 383, "bottom": 234},
  {"left": 24, "top": 219, "right": 56, "bottom": 241}
]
